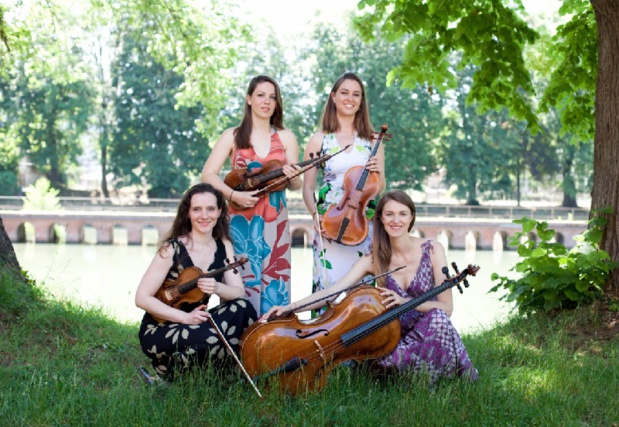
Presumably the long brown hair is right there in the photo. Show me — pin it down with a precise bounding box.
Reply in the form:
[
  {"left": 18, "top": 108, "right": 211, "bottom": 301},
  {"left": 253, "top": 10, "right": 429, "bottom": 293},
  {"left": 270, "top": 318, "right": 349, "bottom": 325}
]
[
  {"left": 234, "top": 75, "right": 284, "bottom": 149},
  {"left": 372, "top": 191, "right": 417, "bottom": 286},
  {"left": 162, "top": 183, "right": 230, "bottom": 250},
  {"left": 321, "top": 72, "right": 374, "bottom": 141}
]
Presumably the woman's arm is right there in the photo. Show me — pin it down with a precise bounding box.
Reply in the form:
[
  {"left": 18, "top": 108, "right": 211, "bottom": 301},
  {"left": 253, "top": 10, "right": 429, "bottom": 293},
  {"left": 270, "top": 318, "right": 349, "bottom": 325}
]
[
  {"left": 260, "top": 254, "right": 375, "bottom": 321},
  {"left": 202, "top": 128, "right": 259, "bottom": 209},
  {"left": 197, "top": 239, "right": 246, "bottom": 301},
  {"left": 302, "top": 132, "right": 324, "bottom": 225},
  {"left": 135, "top": 246, "right": 197, "bottom": 324},
  {"left": 279, "top": 129, "right": 302, "bottom": 191},
  {"left": 415, "top": 240, "right": 454, "bottom": 316}
]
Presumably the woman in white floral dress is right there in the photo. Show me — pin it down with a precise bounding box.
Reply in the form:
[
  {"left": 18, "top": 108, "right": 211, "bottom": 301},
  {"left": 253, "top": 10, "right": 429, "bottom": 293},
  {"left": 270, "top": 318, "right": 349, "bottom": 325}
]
[{"left": 302, "top": 72, "right": 385, "bottom": 299}]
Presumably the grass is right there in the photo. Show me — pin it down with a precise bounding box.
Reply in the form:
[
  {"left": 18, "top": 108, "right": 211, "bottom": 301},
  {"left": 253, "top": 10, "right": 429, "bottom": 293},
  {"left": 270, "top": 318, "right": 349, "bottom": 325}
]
[{"left": 1, "top": 269, "right": 618, "bottom": 426}]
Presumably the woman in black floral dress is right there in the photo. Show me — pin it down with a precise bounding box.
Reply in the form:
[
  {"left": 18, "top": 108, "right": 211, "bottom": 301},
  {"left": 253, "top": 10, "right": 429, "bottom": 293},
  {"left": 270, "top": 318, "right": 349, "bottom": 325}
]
[{"left": 136, "top": 183, "right": 257, "bottom": 381}]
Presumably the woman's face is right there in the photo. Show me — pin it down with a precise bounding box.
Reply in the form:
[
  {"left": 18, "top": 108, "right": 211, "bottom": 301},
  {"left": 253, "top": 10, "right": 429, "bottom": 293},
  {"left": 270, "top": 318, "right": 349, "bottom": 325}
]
[
  {"left": 331, "top": 79, "right": 362, "bottom": 117},
  {"left": 380, "top": 199, "right": 414, "bottom": 238},
  {"left": 247, "top": 81, "right": 278, "bottom": 120},
  {"left": 188, "top": 192, "right": 221, "bottom": 235}
]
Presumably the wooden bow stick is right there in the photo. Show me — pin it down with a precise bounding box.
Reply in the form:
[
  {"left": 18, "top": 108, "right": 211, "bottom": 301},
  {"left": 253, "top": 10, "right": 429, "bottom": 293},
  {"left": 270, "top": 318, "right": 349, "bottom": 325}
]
[{"left": 206, "top": 314, "right": 263, "bottom": 399}]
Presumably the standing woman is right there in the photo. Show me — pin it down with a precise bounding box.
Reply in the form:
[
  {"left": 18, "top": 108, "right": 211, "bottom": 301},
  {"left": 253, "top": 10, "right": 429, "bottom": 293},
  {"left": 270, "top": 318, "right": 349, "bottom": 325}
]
[
  {"left": 303, "top": 72, "right": 385, "bottom": 296},
  {"left": 135, "top": 183, "right": 257, "bottom": 381},
  {"left": 202, "top": 75, "right": 301, "bottom": 316}
]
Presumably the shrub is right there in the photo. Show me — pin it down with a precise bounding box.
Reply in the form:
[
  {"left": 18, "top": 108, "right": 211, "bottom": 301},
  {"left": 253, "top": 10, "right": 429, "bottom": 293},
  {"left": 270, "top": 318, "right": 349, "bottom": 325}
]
[{"left": 490, "top": 212, "right": 617, "bottom": 315}]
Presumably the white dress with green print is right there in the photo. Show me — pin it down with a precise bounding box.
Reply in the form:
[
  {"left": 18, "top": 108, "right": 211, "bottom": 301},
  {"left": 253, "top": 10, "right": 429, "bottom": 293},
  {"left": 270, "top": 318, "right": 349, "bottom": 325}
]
[{"left": 312, "top": 133, "right": 376, "bottom": 296}]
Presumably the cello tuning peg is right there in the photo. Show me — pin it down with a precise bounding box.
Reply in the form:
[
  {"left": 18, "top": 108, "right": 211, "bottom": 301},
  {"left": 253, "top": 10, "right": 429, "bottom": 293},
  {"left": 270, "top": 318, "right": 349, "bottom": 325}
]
[
  {"left": 442, "top": 266, "right": 451, "bottom": 278},
  {"left": 225, "top": 257, "right": 230, "bottom": 264},
  {"left": 233, "top": 268, "right": 238, "bottom": 274}
]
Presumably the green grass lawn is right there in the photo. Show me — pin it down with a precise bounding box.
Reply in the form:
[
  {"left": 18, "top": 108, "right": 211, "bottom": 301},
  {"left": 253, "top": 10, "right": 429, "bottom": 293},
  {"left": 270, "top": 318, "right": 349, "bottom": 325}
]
[{"left": 1, "top": 269, "right": 618, "bottom": 426}]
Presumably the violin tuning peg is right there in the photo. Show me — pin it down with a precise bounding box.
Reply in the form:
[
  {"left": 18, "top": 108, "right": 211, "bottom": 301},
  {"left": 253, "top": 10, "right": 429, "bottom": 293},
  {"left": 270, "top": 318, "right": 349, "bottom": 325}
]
[
  {"left": 225, "top": 257, "right": 230, "bottom": 264},
  {"left": 233, "top": 268, "right": 238, "bottom": 274},
  {"left": 456, "top": 284, "right": 464, "bottom": 294},
  {"left": 451, "top": 262, "right": 460, "bottom": 274}
]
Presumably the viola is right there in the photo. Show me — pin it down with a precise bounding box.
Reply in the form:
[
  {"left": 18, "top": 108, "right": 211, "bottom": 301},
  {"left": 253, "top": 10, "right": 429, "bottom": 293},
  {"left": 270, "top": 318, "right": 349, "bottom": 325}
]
[
  {"left": 239, "top": 263, "right": 479, "bottom": 396},
  {"left": 224, "top": 147, "right": 349, "bottom": 211},
  {"left": 321, "top": 124, "right": 389, "bottom": 245},
  {"left": 151, "top": 256, "right": 248, "bottom": 323}
]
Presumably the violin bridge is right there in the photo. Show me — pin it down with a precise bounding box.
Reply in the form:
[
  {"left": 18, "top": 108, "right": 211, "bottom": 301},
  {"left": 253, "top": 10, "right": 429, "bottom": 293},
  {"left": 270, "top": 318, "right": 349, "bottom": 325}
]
[{"left": 313, "top": 340, "right": 328, "bottom": 364}]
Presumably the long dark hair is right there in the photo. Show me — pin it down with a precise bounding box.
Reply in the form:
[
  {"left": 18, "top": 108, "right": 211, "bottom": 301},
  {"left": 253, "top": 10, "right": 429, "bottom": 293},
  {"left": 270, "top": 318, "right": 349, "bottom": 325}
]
[
  {"left": 162, "top": 183, "right": 230, "bottom": 249},
  {"left": 234, "top": 75, "right": 284, "bottom": 149},
  {"left": 321, "top": 72, "right": 374, "bottom": 141},
  {"left": 372, "top": 190, "right": 417, "bottom": 286}
]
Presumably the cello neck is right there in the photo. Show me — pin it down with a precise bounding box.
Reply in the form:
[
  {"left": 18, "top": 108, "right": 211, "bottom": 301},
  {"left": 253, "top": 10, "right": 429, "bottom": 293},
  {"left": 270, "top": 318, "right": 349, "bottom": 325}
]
[{"left": 340, "top": 265, "right": 478, "bottom": 347}]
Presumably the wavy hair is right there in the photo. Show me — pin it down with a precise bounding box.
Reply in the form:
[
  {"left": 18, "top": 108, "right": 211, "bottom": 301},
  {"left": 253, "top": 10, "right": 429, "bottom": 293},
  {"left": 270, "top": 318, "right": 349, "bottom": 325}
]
[
  {"left": 372, "top": 190, "right": 417, "bottom": 286},
  {"left": 234, "top": 75, "right": 284, "bottom": 149},
  {"left": 320, "top": 72, "right": 374, "bottom": 141},
  {"left": 161, "top": 183, "right": 230, "bottom": 250}
]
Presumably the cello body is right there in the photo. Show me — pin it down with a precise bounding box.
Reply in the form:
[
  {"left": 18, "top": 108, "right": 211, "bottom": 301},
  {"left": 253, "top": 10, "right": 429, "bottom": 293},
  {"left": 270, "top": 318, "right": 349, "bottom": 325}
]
[{"left": 239, "top": 286, "right": 400, "bottom": 396}]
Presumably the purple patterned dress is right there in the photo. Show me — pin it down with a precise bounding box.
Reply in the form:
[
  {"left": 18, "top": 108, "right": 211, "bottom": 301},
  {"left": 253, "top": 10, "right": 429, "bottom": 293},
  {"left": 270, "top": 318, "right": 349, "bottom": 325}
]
[{"left": 376, "top": 240, "right": 478, "bottom": 383}]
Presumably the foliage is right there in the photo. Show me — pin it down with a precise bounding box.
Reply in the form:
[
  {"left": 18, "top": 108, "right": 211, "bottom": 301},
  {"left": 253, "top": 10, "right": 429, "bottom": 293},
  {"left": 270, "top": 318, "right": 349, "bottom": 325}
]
[
  {"left": 355, "top": 0, "right": 539, "bottom": 126},
  {"left": 109, "top": 26, "right": 208, "bottom": 198},
  {"left": 21, "top": 177, "right": 61, "bottom": 211},
  {"left": 490, "top": 213, "right": 617, "bottom": 315},
  {"left": 303, "top": 20, "right": 444, "bottom": 190}
]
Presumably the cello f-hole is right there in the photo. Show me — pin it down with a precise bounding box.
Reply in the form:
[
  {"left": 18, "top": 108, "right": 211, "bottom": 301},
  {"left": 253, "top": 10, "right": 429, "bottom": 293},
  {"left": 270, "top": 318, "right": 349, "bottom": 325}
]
[{"left": 296, "top": 328, "right": 329, "bottom": 339}]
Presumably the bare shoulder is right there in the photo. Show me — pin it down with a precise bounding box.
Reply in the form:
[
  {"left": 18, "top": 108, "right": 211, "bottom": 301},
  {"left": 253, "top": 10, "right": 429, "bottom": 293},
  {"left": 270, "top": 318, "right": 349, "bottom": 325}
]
[
  {"left": 306, "top": 131, "right": 325, "bottom": 150},
  {"left": 278, "top": 129, "right": 298, "bottom": 147}
]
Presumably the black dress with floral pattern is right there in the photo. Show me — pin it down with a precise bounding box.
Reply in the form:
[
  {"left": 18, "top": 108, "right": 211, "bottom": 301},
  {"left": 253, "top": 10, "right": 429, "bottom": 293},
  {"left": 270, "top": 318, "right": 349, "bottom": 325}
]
[{"left": 138, "top": 238, "right": 257, "bottom": 380}]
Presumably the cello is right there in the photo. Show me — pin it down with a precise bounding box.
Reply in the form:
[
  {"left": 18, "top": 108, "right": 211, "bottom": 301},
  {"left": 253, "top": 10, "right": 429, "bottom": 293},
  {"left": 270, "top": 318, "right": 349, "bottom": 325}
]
[
  {"left": 239, "top": 263, "right": 479, "bottom": 396},
  {"left": 224, "top": 146, "right": 349, "bottom": 211},
  {"left": 321, "top": 124, "right": 389, "bottom": 245}
]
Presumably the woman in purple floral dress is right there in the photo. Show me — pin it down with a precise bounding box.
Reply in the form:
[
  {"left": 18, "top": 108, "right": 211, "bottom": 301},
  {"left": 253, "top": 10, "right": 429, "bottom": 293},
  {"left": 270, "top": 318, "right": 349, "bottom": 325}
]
[{"left": 262, "top": 190, "right": 478, "bottom": 383}]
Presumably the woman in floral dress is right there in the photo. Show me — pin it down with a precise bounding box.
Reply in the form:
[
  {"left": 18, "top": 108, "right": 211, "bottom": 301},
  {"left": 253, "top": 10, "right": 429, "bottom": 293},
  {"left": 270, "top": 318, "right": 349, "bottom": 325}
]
[
  {"left": 136, "top": 183, "right": 257, "bottom": 381},
  {"left": 202, "top": 76, "right": 301, "bottom": 316},
  {"left": 302, "top": 72, "right": 385, "bottom": 297},
  {"left": 262, "top": 190, "right": 478, "bottom": 384}
]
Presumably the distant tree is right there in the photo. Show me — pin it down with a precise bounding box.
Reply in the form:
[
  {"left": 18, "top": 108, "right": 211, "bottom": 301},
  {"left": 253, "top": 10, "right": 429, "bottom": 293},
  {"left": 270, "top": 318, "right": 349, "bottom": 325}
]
[
  {"left": 109, "top": 27, "right": 207, "bottom": 198},
  {"left": 356, "top": 0, "right": 619, "bottom": 296}
]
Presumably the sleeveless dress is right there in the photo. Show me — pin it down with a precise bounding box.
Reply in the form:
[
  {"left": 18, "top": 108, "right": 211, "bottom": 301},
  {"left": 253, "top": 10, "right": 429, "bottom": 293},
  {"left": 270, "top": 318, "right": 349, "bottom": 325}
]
[
  {"left": 376, "top": 240, "right": 478, "bottom": 383},
  {"left": 229, "top": 128, "right": 291, "bottom": 316},
  {"left": 313, "top": 133, "right": 377, "bottom": 294},
  {"left": 138, "top": 238, "right": 257, "bottom": 381}
]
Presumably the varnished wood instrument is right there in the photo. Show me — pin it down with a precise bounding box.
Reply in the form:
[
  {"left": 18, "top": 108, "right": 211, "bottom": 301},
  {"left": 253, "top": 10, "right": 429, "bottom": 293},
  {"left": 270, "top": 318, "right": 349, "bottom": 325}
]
[
  {"left": 239, "top": 263, "right": 479, "bottom": 396},
  {"left": 151, "top": 256, "right": 248, "bottom": 323},
  {"left": 321, "top": 124, "right": 389, "bottom": 245}
]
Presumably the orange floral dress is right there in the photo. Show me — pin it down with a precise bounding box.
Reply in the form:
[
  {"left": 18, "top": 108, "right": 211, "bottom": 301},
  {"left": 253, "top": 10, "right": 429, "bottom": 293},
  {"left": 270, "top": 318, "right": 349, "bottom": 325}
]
[{"left": 229, "top": 128, "right": 291, "bottom": 316}]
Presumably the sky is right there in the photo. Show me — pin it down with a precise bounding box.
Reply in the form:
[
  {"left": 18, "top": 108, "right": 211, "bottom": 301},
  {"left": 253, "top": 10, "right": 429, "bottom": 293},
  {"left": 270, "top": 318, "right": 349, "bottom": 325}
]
[{"left": 241, "top": 0, "right": 562, "bottom": 38}]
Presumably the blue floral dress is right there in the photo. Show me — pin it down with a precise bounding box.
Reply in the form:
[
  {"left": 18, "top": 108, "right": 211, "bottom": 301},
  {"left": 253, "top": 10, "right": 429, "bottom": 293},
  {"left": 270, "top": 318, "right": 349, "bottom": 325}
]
[{"left": 229, "top": 128, "right": 291, "bottom": 316}]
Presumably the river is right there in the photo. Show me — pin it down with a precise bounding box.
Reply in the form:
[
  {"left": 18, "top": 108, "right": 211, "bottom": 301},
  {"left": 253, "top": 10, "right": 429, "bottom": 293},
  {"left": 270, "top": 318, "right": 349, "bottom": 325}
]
[{"left": 13, "top": 244, "right": 519, "bottom": 333}]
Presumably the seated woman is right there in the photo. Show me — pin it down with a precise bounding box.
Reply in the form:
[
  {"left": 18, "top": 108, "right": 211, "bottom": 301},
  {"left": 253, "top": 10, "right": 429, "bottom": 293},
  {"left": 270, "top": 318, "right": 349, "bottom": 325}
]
[
  {"left": 136, "top": 183, "right": 257, "bottom": 382},
  {"left": 261, "top": 190, "right": 478, "bottom": 384}
]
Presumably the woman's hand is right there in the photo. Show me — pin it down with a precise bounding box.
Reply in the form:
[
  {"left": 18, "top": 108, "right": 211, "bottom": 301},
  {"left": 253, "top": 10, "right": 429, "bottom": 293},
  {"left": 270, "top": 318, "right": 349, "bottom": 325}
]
[
  {"left": 197, "top": 278, "right": 219, "bottom": 296},
  {"left": 259, "top": 304, "right": 294, "bottom": 322},
  {"left": 231, "top": 189, "right": 260, "bottom": 209},
  {"left": 365, "top": 155, "right": 381, "bottom": 173},
  {"left": 377, "top": 286, "right": 408, "bottom": 309},
  {"left": 283, "top": 164, "right": 303, "bottom": 190},
  {"left": 184, "top": 304, "right": 210, "bottom": 325}
]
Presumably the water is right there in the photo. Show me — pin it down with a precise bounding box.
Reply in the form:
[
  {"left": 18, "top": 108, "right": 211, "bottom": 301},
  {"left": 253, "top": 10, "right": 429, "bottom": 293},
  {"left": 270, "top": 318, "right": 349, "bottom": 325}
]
[{"left": 13, "top": 243, "right": 519, "bottom": 333}]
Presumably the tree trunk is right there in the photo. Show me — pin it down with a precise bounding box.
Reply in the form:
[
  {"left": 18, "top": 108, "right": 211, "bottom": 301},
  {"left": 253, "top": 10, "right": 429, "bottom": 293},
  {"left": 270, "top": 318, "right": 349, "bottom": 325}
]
[
  {"left": 591, "top": 0, "right": 619, "bottom": 298},
  {"left": 0, "top": 216, "right": 23, "bottom": 280}
]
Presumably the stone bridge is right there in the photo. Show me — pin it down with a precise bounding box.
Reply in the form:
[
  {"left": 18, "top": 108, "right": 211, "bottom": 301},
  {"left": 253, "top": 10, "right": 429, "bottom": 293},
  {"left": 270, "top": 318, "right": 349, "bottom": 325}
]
[{"left": 1, "top": 210, "right": 587, "bottom": 250}]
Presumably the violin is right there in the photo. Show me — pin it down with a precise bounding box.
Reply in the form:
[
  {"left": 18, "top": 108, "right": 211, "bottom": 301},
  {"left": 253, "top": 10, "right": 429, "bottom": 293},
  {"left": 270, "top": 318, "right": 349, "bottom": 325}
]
[
  {"left": 223, "top": 146, "right": 349, "bottom": 211},
  {"left": 151, "top": 256, "right": 248, "bottom": 323},
  {"left": 321, "top": 124, "right": 389, "bottom": 246},
  {"left": 239, "top": 263, "right": 479, "bottom": 396}
]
